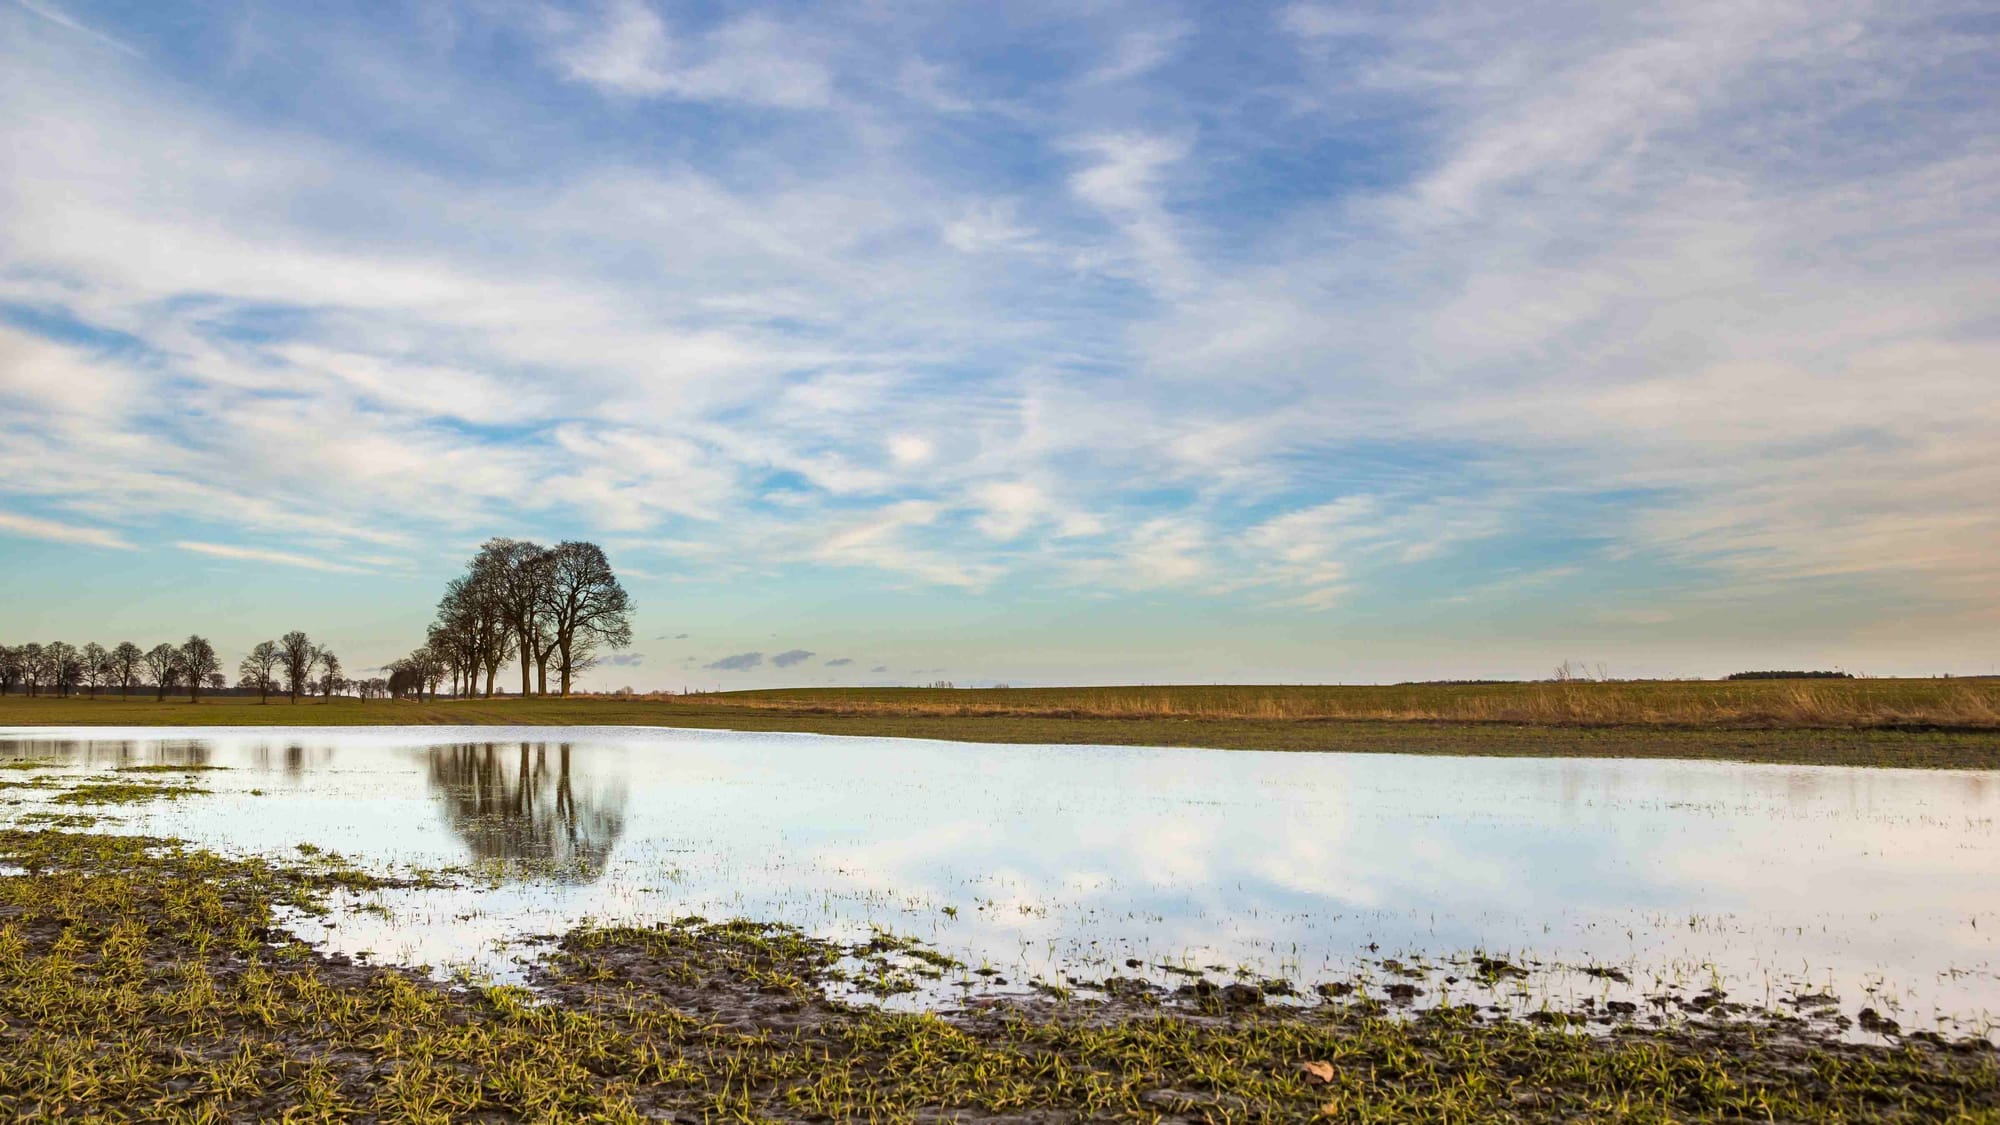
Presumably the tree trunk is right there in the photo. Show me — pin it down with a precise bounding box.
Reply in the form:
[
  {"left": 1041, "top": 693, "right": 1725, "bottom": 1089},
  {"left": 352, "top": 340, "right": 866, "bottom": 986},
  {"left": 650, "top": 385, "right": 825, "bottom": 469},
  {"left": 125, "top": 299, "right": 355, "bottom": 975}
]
[{"left": 537, "top": 659, "right": 548, "bottom": 696}]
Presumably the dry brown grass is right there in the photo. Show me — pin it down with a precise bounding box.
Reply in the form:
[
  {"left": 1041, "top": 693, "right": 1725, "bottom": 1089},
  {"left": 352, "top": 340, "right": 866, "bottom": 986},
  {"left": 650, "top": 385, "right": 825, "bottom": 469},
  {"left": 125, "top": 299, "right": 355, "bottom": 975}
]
[{"left": 707, "top": 679, "right": 2000, "bottom": 729}]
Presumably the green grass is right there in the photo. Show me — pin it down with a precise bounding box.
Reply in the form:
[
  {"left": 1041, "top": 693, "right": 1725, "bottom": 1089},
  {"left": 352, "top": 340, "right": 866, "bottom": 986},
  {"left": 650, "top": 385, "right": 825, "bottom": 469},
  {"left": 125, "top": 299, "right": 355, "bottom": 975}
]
[
  {"left": 6, "top": 685, "right": 2000, "bottom": 768},
  {"left": 2, "top": 826, "right": 1995, "bottom": 1122},
  {"left": 49, "top": 779, "right": 206, "bottom": 806}
]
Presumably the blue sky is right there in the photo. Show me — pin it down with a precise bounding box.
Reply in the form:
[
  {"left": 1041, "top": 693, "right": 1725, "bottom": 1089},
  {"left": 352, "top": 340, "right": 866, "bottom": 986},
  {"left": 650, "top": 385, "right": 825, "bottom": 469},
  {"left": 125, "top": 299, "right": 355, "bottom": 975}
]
[{"left": 2, "top": 0, "right": 1996, "bottom": 687}]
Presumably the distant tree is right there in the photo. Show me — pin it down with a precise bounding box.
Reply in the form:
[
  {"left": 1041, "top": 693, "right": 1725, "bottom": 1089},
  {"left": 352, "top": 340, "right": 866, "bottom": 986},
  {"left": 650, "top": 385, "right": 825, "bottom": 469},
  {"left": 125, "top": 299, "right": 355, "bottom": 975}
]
[
  {"left": 0, "top": 645, "right": 21, "bottom": 696},
  {"left": 45, "top": 642, "right": 80, "bottom": 698},
  {"left": 180, "top": 635, "right": 219, "bottom": 702},
  {"left": 20, "top": 644, "right": 45, "bottom": 697},
  {"left": 144, "top": 643, "right": 178, "bottom": 700},
  {"left": 539, "top": 541, "right": 634, "bottom": 696},
  {"left": 386, "top": 662, "right": 420, "bottom": 699},
  {"left": 387, "top": 647, "right": 443, "bottom": 701},
  {"left": 80, "top": 643, "right": 109, "bottom": 700},
  {"left": 112, "top": 642, "right": 143, "bottom": 699},
  {"left": 1725, "top": 670, "right": 1855, "bottom": 680},
  {"left": 206, "top": 672, "right": 226, "bottom": 691},
  {"left": 239, "top": 641, "right": 280, "bottom": 703},
  {"left": 279, "top": 631, "right": 315, "bottom": 703},
  {"left": 317, "top": 649, "right": 342, "bottom": 700}
]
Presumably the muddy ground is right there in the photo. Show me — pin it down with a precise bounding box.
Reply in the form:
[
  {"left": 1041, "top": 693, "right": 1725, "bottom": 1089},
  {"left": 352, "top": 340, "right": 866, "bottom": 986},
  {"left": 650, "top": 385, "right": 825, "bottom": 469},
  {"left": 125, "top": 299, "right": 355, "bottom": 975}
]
[{"left": 1, "top": 827, "right": 1996, "bottom": 1121}]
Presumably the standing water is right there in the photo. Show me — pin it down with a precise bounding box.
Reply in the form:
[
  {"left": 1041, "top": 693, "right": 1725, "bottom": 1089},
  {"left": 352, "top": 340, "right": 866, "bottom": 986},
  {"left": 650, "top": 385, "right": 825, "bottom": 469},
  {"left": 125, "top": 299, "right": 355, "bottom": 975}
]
[{"left": 2, "top": 725, "right": 1995, "bottom": 1039}]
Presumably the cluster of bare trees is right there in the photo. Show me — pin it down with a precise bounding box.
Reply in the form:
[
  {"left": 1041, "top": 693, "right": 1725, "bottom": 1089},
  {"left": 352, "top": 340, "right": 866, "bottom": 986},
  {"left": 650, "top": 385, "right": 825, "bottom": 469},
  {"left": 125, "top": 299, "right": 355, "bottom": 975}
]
[
  {"left": 234, "top": 631, "right": 371, "bottom": 702},
  {"left": 0, "top": 637, "right": 222, "bottom": 701},
  {"left": 395, "top": 538, "right": 633, "bottom": 700}
]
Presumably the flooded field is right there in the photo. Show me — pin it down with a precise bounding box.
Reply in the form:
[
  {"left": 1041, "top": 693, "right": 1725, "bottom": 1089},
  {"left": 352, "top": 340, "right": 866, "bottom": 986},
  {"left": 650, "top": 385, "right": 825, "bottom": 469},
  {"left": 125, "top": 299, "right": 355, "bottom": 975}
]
[{"left": 3, "top": 724, "right": 1996, "bottom": 1041}]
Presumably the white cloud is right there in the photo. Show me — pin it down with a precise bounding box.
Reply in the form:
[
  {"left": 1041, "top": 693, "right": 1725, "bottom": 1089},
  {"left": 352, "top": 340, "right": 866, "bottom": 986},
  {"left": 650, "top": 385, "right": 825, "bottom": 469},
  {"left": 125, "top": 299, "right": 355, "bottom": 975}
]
[
  {"left": 812, "top": 501, "right": 999, "bottom": 589},
  {"left": 886, "top": 434, "right": 934, "bottom": 466},
  {"left": 550, "top": 0, "right": 833, "bottom": 108},
  {"left": 1084, "top": 24, "right": 1189, "bottom": 85},
  {"left": 971, "top": 481, "right": 1045, "bottom": 541},
  {"left": 0, "top": 510, "right": 133, "bottom": 550},
  {"left": 176, "top": 541, "right": 373, "bottom": 574},
  {"left": 1066, "top": 132, "right": 1195, "bottom": 294}
]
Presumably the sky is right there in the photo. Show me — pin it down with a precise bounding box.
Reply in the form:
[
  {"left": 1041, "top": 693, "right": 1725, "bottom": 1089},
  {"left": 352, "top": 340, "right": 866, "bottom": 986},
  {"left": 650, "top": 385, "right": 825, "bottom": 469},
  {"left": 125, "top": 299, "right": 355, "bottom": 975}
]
[{"left": 1, "top": 0, "right": 1996, "bottom": 688}]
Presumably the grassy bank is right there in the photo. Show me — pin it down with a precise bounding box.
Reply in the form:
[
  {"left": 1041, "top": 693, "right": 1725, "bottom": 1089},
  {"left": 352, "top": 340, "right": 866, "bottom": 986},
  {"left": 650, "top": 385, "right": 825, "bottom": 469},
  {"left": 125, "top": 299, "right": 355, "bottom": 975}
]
[
  {"left": 7, "top": 688, "right": 2000, "bottom": 768},
  {"left": 2, "top": 826, "right": 1995, "bottom": 1122},
  {"left": 722, "top": 679, "right": 2000, "bottom": 727}
]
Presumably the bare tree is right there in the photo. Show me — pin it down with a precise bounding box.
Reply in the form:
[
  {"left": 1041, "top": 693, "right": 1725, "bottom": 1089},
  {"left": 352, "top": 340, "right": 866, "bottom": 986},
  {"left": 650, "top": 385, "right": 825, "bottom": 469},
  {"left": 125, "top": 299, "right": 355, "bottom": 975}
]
[
  {"left": 45, "top": 642, "right": 79, "bottom": 698},
  {"left": 144, "top": 643, "right": 178, "bottom": 700},
  {"left": 388, "top": 646, "right": 444, "bottom": 701},
  {"left": 476, "top": 538, "right": 551, "bottom": 697},
  {"left": 21, "top": 643, "right": 45, "bottom": 697},
  {"left": 181, "top": 635, "right": 219, "bottom": 702},
  {"left": 436, "top": 555, "right": 514, "bottom": 698},
  {"left": 387, "top": 659, "right": 422, "bottom": 700},
  {"left": 239, "top": 641, "right": 280, "bottom": 703},
  {"left": 279, "top": 631, "right": 315, "bottom": 703},
  {"left": 317, "top": 649, "right": 342, "bottom": 700},
  {"left": 80, "top": 643, "right": 109, "bottom": 700},
  {"left": 0, "top": 646, "right": 20, "bottom": 696},
  {"left": 112, "top": 642, "right": 143, "bottom": 699},
  {"left": 539, "top": 541, "right": 634, "bottom": 696}
]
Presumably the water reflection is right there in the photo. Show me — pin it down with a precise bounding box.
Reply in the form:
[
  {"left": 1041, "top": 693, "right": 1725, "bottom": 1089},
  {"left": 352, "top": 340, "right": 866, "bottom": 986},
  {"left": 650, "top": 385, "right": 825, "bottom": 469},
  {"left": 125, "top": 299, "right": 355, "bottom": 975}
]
[
  {"left": 2, "top": 726, "right": 1996, "bottom": 1037},
  {"left": 0, "top": 737, "right": 213, "bottom": 769},
  {"left": 425, "top": 742, "right": 627, "bottom": 881}
]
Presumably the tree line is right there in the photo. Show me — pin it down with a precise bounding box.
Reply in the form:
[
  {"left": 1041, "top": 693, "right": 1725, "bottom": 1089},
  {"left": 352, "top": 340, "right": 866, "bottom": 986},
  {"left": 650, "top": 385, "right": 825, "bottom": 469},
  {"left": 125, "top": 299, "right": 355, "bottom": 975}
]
[
  {"left": 1, "top": 538, "right": 631, "bottom": 704},
  {"left": 386, "top": 538, "right": 633, "bottom": 701},
  {"left": 0, "top": 637, "right": 220, "bottom": 701},
  {"left": 0, "top": 633, "right": 372, "bottom": 702}
]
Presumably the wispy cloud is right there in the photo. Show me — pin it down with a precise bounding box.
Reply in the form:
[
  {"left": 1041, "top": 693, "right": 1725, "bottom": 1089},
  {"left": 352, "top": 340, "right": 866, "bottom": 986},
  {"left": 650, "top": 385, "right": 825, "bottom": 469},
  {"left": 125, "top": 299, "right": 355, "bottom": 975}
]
[
  {"left": 0, "top": 510, "right": 133, "bottom": 550},
  {"left": 11, "top": 0, "right": 139, "bottom": 55},
  {"left": 771, "top": 649, "right": 814, "bottom": 668},
  {"left": 176, "top": 542, "right": 372, "bottom": 574},
  {"left": 546, "top": 0, "right": 832, "bottom": 108},
  {"left": 705, "top": 651, "right": 763, "bottom": 672}
]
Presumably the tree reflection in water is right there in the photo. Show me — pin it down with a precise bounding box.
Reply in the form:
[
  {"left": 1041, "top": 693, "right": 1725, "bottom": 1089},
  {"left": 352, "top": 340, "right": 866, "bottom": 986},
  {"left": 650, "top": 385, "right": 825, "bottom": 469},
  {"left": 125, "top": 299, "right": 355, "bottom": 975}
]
[{"left": 426, "top": 742, "right": 627, "bottom": 882}]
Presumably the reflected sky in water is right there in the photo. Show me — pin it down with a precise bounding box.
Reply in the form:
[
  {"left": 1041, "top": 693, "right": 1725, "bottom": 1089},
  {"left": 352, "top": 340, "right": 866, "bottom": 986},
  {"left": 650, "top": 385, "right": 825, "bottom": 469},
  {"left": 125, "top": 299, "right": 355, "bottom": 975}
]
[{"left": 2, "top": 725, "right": 1996, "bottom": 1037}]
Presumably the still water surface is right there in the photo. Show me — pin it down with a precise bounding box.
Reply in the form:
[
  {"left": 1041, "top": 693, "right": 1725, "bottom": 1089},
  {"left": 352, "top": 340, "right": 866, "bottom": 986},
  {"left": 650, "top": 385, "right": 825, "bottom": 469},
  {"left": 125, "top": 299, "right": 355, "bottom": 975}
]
[{"left": 3, "top": 725, "right": 1995, "bottom": 1037}]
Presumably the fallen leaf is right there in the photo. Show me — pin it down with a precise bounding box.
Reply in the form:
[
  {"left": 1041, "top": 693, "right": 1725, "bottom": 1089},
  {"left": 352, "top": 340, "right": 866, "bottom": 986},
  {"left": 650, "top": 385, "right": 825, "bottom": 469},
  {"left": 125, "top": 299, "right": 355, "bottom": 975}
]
[{"left": 1300, "top": 1060, "right": 1334, "bottom": 1084}]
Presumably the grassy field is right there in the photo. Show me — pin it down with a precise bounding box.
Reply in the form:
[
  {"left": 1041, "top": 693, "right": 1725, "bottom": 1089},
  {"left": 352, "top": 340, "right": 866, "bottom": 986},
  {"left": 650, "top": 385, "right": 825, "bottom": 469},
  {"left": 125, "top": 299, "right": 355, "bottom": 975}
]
[
  {"left": 6, "top": 680, "right": 2000, "bottom": 768},
  {"left": 719, "top": 679, "right": 2000, "bottom": 726}
]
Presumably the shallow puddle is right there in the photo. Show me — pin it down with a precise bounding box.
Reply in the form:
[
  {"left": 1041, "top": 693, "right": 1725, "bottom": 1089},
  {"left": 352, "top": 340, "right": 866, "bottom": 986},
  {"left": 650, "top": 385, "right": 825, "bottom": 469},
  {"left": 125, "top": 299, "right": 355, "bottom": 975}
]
[{"left": 2, "top": 724, "right": 1995, "bottom": 1040}]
